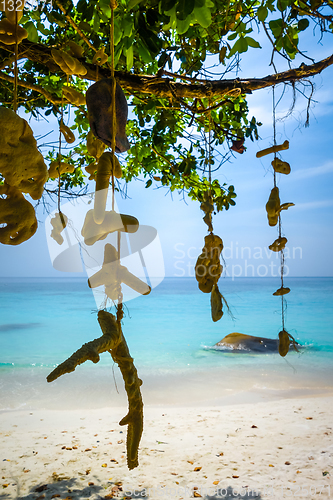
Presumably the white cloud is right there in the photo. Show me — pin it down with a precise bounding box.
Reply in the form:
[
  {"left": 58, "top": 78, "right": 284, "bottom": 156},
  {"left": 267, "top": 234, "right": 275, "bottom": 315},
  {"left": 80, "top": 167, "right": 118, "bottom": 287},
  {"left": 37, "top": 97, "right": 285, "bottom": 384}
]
[
  {"left": 293, "top": 199, "right": 333, "bottom": 210},
  {"left": 293, "top": 160, "right": 333, "bottom": 180}
]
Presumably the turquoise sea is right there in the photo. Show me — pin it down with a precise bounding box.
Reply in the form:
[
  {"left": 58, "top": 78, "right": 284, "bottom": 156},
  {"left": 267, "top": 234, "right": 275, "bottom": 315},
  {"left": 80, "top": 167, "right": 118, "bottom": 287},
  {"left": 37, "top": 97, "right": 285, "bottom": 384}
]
[{"left": 0, "top": 277, "right": 333, "bottom": 410}]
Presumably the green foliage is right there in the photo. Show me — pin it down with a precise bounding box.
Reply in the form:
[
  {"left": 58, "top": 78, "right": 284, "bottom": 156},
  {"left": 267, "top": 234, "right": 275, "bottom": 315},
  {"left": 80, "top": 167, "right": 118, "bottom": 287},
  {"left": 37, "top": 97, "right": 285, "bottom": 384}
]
[{"left": 0, "top": 0, "right": 331, "bottom": 213}]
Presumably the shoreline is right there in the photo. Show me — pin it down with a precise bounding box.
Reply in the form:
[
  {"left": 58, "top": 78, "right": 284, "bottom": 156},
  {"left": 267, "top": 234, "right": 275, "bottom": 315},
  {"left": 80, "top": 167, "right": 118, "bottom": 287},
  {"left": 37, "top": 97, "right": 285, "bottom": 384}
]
[{"left": 1, "top": 395, "right": 332, "bottom": 499}]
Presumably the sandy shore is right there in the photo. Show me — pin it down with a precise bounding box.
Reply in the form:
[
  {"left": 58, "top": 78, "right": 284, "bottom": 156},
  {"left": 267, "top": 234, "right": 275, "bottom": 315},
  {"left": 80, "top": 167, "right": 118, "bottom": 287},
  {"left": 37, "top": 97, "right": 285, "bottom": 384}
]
[{"left": 1, "top": 395, "right": 332, "bottom": 499}]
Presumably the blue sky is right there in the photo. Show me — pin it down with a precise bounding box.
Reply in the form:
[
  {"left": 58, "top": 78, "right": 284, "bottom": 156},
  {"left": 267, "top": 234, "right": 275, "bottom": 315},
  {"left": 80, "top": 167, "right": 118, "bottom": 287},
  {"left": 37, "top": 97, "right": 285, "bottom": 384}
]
[{"left": 1, "top": 26, "right": 332, "bottom": 278}]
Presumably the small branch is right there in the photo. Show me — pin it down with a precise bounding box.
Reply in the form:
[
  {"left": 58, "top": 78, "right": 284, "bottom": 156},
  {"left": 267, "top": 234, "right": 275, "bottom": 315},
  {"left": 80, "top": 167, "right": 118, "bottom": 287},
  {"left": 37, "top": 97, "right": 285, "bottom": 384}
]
[{"left": 53, "top": 0, "right": 97, "bottom": 52}]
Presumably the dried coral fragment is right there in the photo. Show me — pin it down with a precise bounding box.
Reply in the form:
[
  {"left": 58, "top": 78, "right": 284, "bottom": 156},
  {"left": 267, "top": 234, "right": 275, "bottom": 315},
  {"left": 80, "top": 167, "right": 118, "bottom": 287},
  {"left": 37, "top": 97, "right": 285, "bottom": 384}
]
[
  {"left": 48, "top": 160, "right": 75, "bottom": 178},
  {"left": 256, "top": 140, "right": 289, "bottom": 158},
  {"left": 86, "top": 78, "right": 130, "bottom": 153},
  {"left": 50, "top": 212, "right": 68, "bottom": 245},
  {"left": 81, "top": 209, "right": 139, "bottom": 246},
  {"left": 88, "top": 243, "right": 151, "bottom": 300},
  {"left": 271, "top": 158, "right": 291, "bottom": 175},
  {"left": 85, "top": 162, "right": 97, "bottom": 181},
  {"left": 265, "top": 187, "right": 280, "bottom": 227},
  {"left": 211, "top": 284, "right": 223, "bottom": 322},
  {"left": 86, "top": 130, "right": 106, "bottom": 159},
  {"left": 269, "top": 237, "right": 287, "bottom": 252},
  {"left": 94, "top": 152, "right": 122, "bottom": 224},
  {"left": 0, "top": 18, "right": 28, "bottom": 44},
  {"left": 0, "top": 107, "right": 48, "bottom": 200},
  {"left": 92, "top": 46, "right": 108, "bottom": 66},
  {"left": 195, "top": 233, "right": 223, "bottom": 293},
  {"left": 0, "top": 183, "right": 37, "bottom": 245},
  {"left": 51, "top": 49, "right": 87, "bottom": 76},
  {"left": 62, "top": 86, "right": 86, "bottom": 107},
  {"left": 68, "top": 41, "right": 84, "bottom": 59},
  {"left": 278, "top": 329, "right": 290, "bottom": 357},
  {"left": 60, "top": 120, "right": 75, "bottom": 144},
  {"left": 273, "top": 286, "right": 290, "bottom": 296}
]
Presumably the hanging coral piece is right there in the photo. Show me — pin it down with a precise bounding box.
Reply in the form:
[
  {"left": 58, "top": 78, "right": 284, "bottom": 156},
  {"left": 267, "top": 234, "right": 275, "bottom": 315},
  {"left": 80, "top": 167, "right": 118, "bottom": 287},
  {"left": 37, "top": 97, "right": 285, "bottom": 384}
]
[
  {"left": 256, "top": 140, "right": 289, "bottom": 158},
  {"left": 88, "top": 243, "right": 151, "bottom": 300},
  {"left": 46, "top": 309, "right": 144, "bottom": 470},
  {"left": 0, "top": 18, "right": 27, "bottom": 44},
  {"left": 68, "top": 41, "right": 84, "bottom": 59},
  {"left": 86, "top": 78, "right": 130, "bottom": 153},
  {"left": 278, "top": 330, "right": 299, "bottom": 357},
  {"left": 195, "top": 234, "right": 223, "bottom": 293},
  {"left": 265, "top": 187, "right": 280, "bottom": 227},
  {"left": 50, "top": 212, "right": 68, "bottom": 245},
  {"left": 82, "top": 210, "right": 139, "bottom": 245},
  {"left": 211, "top": 283, "right": 223, "bottom": 322},
  {"left": 48, "top": 159, "right": 75, "bottom": 178},
  {"left": 271, "top": 158, "right": 291, "bottom": 175},
  {"left": 269, "top": 236, "right": 287, "bottom": 252},
  {"left": 92, "top": 46, "right": 108, "bottom": 66},
  {"left": 94, "top": 152, "right": 122, "bottom": 224},
  {"left": 273, "top": 286, "right": 290, "bottom": 296},
  {"left": 0, "top": 107, "right": 48, "bottom": 200},
  {"left": 62, "top": 86, "right": 86, "bottom": 107},
  {"left": 86, "top": 130, "right": 106, "bottom": 159},
  {"left": 0, "top": 183, "right": 37, "bottom": 245},
  {"left": 60, "top": 120, "right": 75, "bottom": 144},
  {"left": 51, "top": 49, "right": 87, "bottom": 76}
]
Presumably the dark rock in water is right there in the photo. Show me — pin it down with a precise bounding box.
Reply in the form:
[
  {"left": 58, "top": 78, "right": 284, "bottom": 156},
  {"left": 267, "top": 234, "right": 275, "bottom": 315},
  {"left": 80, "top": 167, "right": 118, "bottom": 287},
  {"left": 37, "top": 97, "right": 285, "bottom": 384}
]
[
  {"left": 86, "top": 79, "right": 130, "bottom": 153},
  {"left": 215, "top": 332, "right": 299, "bottom": 353}
]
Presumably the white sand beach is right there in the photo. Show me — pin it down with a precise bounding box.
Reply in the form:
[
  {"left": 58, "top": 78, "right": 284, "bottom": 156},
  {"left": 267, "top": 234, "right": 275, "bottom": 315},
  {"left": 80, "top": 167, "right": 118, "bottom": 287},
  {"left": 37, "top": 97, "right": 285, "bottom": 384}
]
[{"left": 1, "top": 394, "right": 332, "bottom": 499}]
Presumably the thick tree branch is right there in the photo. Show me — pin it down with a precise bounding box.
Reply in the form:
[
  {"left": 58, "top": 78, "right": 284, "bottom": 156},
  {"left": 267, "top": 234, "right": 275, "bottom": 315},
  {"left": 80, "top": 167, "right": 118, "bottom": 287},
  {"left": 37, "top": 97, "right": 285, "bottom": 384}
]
[
  {"left": 1, "top": 39, "right": 333, "bottom": 102},
  {"left": 0, "top": 70, "right": 63, "bottom": 104}
]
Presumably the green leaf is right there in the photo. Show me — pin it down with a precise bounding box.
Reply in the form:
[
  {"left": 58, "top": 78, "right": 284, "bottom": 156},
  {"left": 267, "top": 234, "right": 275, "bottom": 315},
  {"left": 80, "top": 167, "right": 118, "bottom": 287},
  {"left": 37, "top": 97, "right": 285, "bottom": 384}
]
[
  {"left": 145, "top": 179, "right": 153, "bottom": 188},
  {"left": 128, "top": 0, "right": 144, "bottom": 9},
  {"left": 25, "top": 21, "right": 38, "bottom": 43},
  {"left": 176, "top": 0, "right": 195, "bottom": 20},
  {"left": 257, "top": 5, "right": 268, "bottom": 21},
  {"left": 277, "top": 0, "right": 291, "bottom": 11},
  {"left": 126, "top": 45, "right": 134, "bottom": 71},
  {"left": 227, "top": 32, "right": 238, "bottom": 40},
  {"left": 298, "top": 18, "right": 309, "bottom": 31},
  {"left": 228, "top": 36, "right": 248, "bottom": 57},
  {"left": 269, "top": 19, "right": 284, "bottom": 38},
  {"left": 177, "top": 15, "right": 191, "bottom": 34},
  {"left": 193, "top": 5, "right": 212, "bottom": 28},
  {"left": 245, "top": 36, "right": 261, "bottom": 48}
]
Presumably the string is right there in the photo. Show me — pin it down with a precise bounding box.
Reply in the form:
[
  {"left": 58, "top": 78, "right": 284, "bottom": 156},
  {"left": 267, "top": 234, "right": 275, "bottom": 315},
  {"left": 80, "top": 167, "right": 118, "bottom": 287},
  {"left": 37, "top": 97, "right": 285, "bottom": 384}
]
[
  {"left": 208, "top": 98, "right": 213, "bottom": 234},
  {"left": 272, "top": 86, "right": 285, "bottom": 332},
  {"left": 57, "top": 89, "right": 64, "bottom": 216},
  {"left": 13, "top": 5, "right": 18, "bottom": 113},
  {"left": 109, "top": 0, "right": 122, "bottom": 320}
]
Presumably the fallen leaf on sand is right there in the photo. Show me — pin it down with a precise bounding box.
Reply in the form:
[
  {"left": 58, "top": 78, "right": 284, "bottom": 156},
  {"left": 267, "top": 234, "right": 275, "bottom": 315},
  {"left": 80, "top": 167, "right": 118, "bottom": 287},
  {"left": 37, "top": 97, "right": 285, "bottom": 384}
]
[
  {"left": 88, "top": 482, "right": 94, "bottom": 486},
  {"left": 232, "top": 475, "right": 239, "bottom": 478},
  {"left": 296, "top": 471, "right": 301, "bottom": 474},
  {"left": 66, "top": 448, "right": 72, "bottom": 450},
  {"left": 194, "top": 467, "right": 202, "bottom": 472},
  {"left": 118, "top": 440, "right": 124, "bottom": 444},
  {"left": 323, "top": 471, "right": 329, "bottom": 476},
  {"left": 187, "top": 460, "right": 194, "bottom": 464},
  {"left": 217, "top": 452, "right": 224, "bottom": 456},
  {"left": 193, "top": 492, "right": 202, "bottom": 498},
  {"left": 269, "top": 464, "right": 274, "bottom": 467},
  {"left": 285, "top": 461, "right": 291, "bottom": 465},
  {"left": 213, "top": 481, "right": 219, "bottom": 485},
  {"left": 102, "top": 464, "right": 107, "bottom": 467},
  {"left": 110, "top": 459, "right": 118, "bottom": 463},
  {"left": 306, "top": 417, "right": 313, "bottom": 420},
  {"left": 251, "top": 425, "right": 258, "bottom": 428},
  {"left": 35, "top": 485, "right": 48, "bottom": 493},
  {"left": 2, "top": 484, "right": 9, "bottom": 488},
  {"left": 84, "top": 448, "right": 91, "bottom": 452},
  {"left": 23, "top": 470, "right": 30, "bottom": 473},
  {"left": 73, "top": 446, "right": 78, "bottom": 450},
  {"left": 171, "top": 472, "right": 177, "bottom": 476}
]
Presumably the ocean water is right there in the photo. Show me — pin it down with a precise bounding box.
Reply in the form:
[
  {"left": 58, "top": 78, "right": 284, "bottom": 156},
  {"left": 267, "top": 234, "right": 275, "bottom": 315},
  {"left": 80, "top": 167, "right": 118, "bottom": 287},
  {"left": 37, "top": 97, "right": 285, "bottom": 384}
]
[{"left": 0, "top": 277, "right": 333, "bottom": 409}]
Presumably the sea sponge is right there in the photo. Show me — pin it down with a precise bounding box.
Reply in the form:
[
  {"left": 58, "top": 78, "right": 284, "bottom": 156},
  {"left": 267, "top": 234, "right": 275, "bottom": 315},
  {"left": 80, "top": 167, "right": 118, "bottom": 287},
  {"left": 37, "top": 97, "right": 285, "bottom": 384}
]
[
  {"left": 85, "top": 162, "right": 97, "bottom": 181},
  {"left": 86, "top": 78, "right": 130, "bottom": 153},
  {"left": 195, "top": 233, "right": 223, "bottom": 293},
  {"left": 271, "top": 158, "right": 291, "bottom": 175},
  {"left": 88, "top": 243, "right": 151, "bottom": 300},
  {"left": 68, "top": 41, "right": 84, "bottom": 59},
  {"left": 86, "top": 130, "right": 106, "bottom": 159},
  {"left": 0, "top": 18, "right": 28, "bottom": 44},
  {"left": 62, "top": 86, "right": 86, "bottom": 106},
  {"left": 92, "top": 46, "right": 108, "bottom": 66},
  {"left": 51, "top": 48, "right": 87, "bottom": 76},
  {"left": 200, "top": 193, "right": 214, "bottom": 233},
  {"left": 94, "top": 152, "right": 122, "bottom": 224},
  {"left": 50, "top": 212, "right": 68, "bottom": 245},
  {"left": 0, "top": 107, "right": 48, "bottom": 200},
  {"left": 0, "top": 183, "right": 37, "bottom": 245},
  {"left": 60, "top": 120, "right": 75, "bottom": 144},
  {"left": 269, "top": 236, "right": 287, "bottom": 252},
  {"left": 265, "top": 187, "right": 280, "bottom": 227},
  {"left": 48, "top": 159, "right": 75, "bottom": 178},
  {"left": 273, "top": 286, "right": 290, "bottom": 296},
  {"left": 211, "top": 284, "right": 223, "bottom": 322},
  {"left": 81, "top": 209, "right": 139, "bottom": 246}
]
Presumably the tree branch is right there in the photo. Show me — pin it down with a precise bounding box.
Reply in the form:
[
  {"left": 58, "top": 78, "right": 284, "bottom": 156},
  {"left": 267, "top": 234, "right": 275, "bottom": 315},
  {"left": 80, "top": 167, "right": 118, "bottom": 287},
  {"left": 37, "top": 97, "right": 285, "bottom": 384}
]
[
  {"left": 1, "top": 39, "right": 333, "bottom": 102},
  {"left": 0, "top": 71, "right": 63, "bottom": 104}
]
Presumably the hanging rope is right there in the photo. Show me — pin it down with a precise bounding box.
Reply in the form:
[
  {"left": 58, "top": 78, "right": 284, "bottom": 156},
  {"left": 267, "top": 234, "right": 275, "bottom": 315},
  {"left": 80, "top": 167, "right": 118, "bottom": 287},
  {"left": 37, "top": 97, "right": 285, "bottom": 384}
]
[
  {"left": 13, "top": 6, "right": 18, "bottom": 113},
  {"left": 272, "top": 86, "right": 286, "bottom": 331}
]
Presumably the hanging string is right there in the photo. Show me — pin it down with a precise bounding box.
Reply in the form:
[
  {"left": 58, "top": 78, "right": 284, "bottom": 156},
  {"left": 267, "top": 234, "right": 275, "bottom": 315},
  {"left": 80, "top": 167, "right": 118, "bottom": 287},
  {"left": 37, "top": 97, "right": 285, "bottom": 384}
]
[
  {"left": 13, "top": 5, "right": 18, "bottom": 113},
  {"left": 272, "top": 86, "right": 286, "bottom": 331},
  {"left": 57, "top": 89, "right": 64, "bottom": 216}
]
